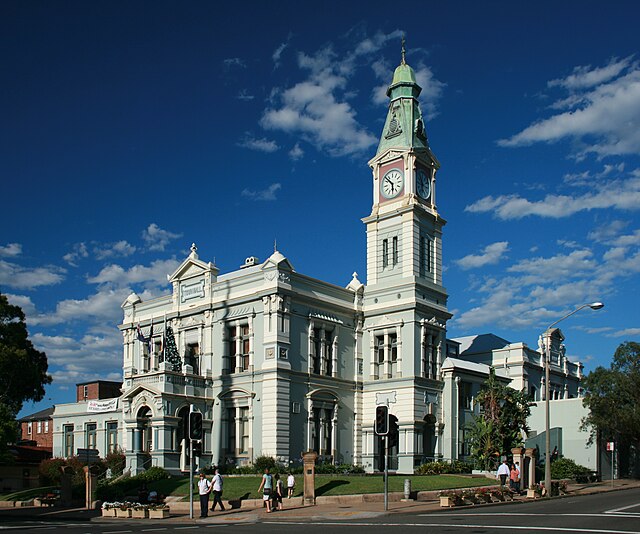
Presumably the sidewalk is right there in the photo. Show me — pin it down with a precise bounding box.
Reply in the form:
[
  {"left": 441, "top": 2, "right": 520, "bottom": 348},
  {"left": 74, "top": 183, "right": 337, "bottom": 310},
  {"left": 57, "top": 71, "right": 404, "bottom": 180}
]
[{"left": 2, "top": 479, "right": 639, "bottom": 525}]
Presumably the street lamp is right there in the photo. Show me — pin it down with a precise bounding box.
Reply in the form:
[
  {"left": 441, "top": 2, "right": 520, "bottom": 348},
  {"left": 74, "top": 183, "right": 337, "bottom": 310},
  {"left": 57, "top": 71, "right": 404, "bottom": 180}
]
[{"left": 543, "top": 302, "right": 604, "bottom": 496}]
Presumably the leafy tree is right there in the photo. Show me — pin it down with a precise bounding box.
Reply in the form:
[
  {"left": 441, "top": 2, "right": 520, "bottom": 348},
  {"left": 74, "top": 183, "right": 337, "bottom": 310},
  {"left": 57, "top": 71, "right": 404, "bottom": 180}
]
[
  {"left": 582, "top": 341, "right": 640, "bottom": 476},
  {"left": 467, "top": 367, "right": 532, "bottom": 470},
  {"left": 0, "top": 293, "right": 52, "bottom": 457}
]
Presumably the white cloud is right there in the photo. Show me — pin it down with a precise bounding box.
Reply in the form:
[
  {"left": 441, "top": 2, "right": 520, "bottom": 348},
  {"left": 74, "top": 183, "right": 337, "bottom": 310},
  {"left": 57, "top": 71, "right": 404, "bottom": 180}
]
[
  {"left": 142, "top": 223, "right": 183, "bottom": 252},
  {"left": 87, "top": 258, "right": 180, "bottom": 287},
  {"left": 237, "top": 134, "right": 279, "bottom": 153},
  {"left": 499, "top": 58, "right": 640, "bottom": 158},
  {"left": 465, "top": 174, "right": 640, "bottom": 220},
  {"left": 455, "top": 242, "right": 509, "bottom": 270},
  {"left": 610, "top": 327, "right": 640, "bottom": 337},
  {"left": 0, "top": 243, "right": 22, "bottom": 257},
  {"left": 272, "top": 39, "right": 289, "bottom": 69},
  {"left": 289, "top": 143, "right": 304, "bottom": 161},
  {"left": 236, "top": 89, "right": 254, "bottom": 101},
  {"left": 548, "top": 57, "right": 632, "bottom": 91},
  {"left": 0, "top": 260, "right": 66, "bottom": 289},
  {"left": 63, "top": 242, "right": 89, "bottom": 266},
  {"left": 94, "top": 240, "right": 137, "bottom": 260},
  {"left": 241, "top": 183, "right": 282, "bottom": 201},
  {"left": 223, "top": 57, "right": 245, "bottom": 68},
  {"left": 5, "top": 293, "right": 37, "bottom": 316},
  {"left": 261, "top": 31, "right": 409, "bottom": 157}
]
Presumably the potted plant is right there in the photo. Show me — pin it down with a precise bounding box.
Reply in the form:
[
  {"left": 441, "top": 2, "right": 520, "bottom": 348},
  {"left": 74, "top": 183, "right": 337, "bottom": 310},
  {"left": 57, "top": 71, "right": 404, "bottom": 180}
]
[
  {"left": 131, "top": 503, "right": 149, "bottom": 519},
  {"left": 101, "top": 502, "right": 117, "bottom": 517},
  {"left": 148, "top": 504, "right": 170, "bottom": 519},
  {"left": 527, "top": 484, "right": 542, "bottom": 499},
  {"left": 461, "top": 489, "right": 477, "bottom": 505},
  {"left": 116, "top": 501, "right": 133, "bottom": 518},
  {"left": 439, "top": 490, "right": 463, "bottom": 507},
  {"left": 474, "top": 487, "right": 492, "bottom": 503}
]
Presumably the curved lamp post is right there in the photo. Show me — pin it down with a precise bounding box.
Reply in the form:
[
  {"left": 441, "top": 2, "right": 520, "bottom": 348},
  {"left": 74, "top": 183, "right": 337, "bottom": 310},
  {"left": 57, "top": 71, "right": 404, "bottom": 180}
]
[{"left": 543, "top": 302, "right": 604, "bottom": 496}]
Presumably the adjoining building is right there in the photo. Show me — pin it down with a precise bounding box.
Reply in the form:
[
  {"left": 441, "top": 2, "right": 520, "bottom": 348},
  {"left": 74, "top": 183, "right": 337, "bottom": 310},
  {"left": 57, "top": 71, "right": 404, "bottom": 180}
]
[{"left": 42, "top": 49, "right": 593, "bottom": 475}]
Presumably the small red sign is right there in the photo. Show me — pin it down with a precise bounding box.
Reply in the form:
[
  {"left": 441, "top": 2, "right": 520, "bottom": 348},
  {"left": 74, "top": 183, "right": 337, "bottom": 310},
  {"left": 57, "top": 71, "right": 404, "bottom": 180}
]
[{"left": 606, "top": 442, "right": 615, "bottom": 451}]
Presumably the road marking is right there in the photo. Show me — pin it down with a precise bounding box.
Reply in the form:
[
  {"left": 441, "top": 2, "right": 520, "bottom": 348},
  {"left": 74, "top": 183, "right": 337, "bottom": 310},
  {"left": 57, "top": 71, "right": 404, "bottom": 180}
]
[
  {"left": 606, "top": 502, "right": 640, "bottom": 514},
  {"left": 266, "top": 520, "right": 640, "bottom": 534},
  {"left": 141, "top": 529, "right": 168, "bottom": 532},
  {"left": 426, "top": 512, "right": 640, "bottom": 519}
]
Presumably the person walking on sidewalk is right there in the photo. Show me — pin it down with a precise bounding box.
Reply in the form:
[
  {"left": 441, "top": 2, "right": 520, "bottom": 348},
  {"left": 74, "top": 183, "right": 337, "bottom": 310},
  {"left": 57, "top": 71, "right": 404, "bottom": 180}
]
[
  {"left": 197, "top": 472, "right": 212, "bottom": 518},
  {"left": 287, "top": 472, "right": 295, "bottom": 499},
  {"left": 210, "top": 468, "right": 225, "bottom": 512},
  {"left": 497, "top": 459, "right": 510, "bottom": 487},
  {"left": 272, "top": 473, "right": 284, "bottom": 511},
  {"left": 258, "top": 468, "right": 273, "bottom": 512}
]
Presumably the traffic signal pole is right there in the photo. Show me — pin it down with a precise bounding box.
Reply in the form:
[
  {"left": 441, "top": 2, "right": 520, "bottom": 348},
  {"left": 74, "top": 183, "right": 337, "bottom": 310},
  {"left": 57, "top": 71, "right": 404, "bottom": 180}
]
[
  {"left": 189, "top": 404, "right": 194, "bottom": 520},
  {"left": 384, "top": 434, "right": 389, "bottom": 511}
]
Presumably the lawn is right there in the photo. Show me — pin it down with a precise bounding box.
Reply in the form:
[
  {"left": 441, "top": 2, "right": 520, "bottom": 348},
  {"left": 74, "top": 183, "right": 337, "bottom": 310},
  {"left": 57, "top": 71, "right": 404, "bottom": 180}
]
[{"left": 150, "top": 474, "right": 495, "bottom": 501}]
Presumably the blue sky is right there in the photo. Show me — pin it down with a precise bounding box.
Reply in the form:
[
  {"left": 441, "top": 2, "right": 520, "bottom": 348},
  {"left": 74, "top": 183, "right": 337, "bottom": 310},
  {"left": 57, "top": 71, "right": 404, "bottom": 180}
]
[{"left": 2, "top": 1, "right": 639, "bottom": 417}]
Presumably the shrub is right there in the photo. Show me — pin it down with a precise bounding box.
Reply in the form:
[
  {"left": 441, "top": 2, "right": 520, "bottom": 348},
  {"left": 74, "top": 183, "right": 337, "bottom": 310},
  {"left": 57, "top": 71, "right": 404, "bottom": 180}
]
[
  {"left": 104, "top": 449, "right": 126, "bottom": 476},
  {"left": 138, "top": 466, "right": 170, "bottom": 482},
  {"left": 550, "top": 458, "right": 590, "bottom": 480},
  {"left": 415, "top": 460, "right": 472, "bottom": 475},
  {"left": 39, "top": 458, "right": 67, "bottom": 485},
  {"left": 254, "top": 455, "right": 277, "bottom": 473}
]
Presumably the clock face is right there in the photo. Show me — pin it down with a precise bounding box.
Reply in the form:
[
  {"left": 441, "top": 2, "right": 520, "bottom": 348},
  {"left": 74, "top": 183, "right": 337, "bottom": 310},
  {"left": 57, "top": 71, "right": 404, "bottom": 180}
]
[
  {"left": 416, "top": 168, "right": 431, "bottom": 200},
  {"left": 381, "top": 168, "right": 404, "bottom": 199}
]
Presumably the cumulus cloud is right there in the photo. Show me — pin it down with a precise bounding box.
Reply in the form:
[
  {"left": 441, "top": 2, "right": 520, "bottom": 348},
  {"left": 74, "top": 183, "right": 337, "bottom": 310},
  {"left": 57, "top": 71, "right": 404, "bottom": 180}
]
[
  {"left": 5, "top": 293, "right": 37, "bottom": 316},
  {"left": 455, "top": 242, "right": 509, "bottom": 270},
  {"left": 237, "top": 134, "right": 279, "bottom": 153},
  {"left": 289, "top": 143, "right": 304, "bottom": 161},
  {"left": 0, "top": 260, "right": 65, "bottom": 289},
  {"left": 63, "top": 242, "right": 89, "bottom": 266},
  {"left": 260, "top": 30, "right": 410, "bottom": 157},
  {"left": 94, "top": 240, "right": 137, "bottom": 260},
  {"left": 87, "top": 258, "right": 180, "bottom": 287},
  {"left": 499, "top": 57, "right": 640, "bottom": 158},
  {"left": 0, "top": 243, "right": 22, "bottom": 257},
  {"left": 241, "top": 183, "right": 282, "bottom": 201},
  {"left": 223, "top": 57, "right": 245, "bottom": 69},
  {"left": 142, "top": 223, "right": 182, "bottom": 252}
]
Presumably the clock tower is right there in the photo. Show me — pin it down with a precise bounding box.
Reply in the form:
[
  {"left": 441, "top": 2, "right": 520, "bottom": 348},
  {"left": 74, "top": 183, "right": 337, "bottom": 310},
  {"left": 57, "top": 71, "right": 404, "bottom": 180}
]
[{"left": 360, "top": 44, "right": 451, "bottom": 473}]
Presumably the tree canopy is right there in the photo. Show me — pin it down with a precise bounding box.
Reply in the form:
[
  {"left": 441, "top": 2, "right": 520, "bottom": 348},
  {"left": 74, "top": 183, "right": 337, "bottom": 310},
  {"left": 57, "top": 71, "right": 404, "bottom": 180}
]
[
  {"left": 0, "top": 293, "right": 52, "bottom": 451},
  {"left": 467, "top": 367, "right": 532, "bottom": 470},
  {"left": 582, "top": 341, "right": 640, "bottom": 447}
]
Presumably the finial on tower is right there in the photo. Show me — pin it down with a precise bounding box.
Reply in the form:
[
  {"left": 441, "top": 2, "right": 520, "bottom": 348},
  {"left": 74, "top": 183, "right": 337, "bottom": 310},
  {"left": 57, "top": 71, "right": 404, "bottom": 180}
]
[
  {"left": 401, "top": 34, "right": 406, "bottom": 65},
  {"left": 274, "top": 238, "right": 277, "bottom": 253}
]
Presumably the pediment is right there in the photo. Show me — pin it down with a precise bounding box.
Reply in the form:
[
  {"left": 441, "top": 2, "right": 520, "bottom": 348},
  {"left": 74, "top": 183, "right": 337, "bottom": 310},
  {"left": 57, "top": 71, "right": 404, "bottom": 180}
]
[
  {"left": 168, "top": 256, "right": 218, "bottom": 283},
  {"left": 122, "top": 383, "right": 160, "bottom": 400}
]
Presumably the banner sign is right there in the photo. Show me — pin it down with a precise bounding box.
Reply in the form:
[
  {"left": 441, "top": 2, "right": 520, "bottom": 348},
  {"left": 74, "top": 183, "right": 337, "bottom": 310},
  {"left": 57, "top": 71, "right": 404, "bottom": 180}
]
[{"left": 87, "top": 398, "right": 118, "bottom": 413}]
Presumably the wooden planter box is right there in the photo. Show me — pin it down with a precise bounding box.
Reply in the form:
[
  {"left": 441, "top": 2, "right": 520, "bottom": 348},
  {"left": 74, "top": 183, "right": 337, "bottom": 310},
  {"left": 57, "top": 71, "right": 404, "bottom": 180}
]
[
  {"left": 116, "top": 508, "right": 132, "bottom": 518},
  {"left": 101, "top": 508, "right": 116, "bottom": 517},
  {"left": 131, "top": 509, "right": 149, "bottom": 519},
  {"left": 440, "top": 496, "right": 455, "bottom": 507},
  {"left": 475, "top": 494, "right": 492, "bottom": 504},
  {"left": 149, "top": 508, "right": 170, "bottom": 519},
  {"left": 526, "top": 489, "right": 540, "bottom": 499}
]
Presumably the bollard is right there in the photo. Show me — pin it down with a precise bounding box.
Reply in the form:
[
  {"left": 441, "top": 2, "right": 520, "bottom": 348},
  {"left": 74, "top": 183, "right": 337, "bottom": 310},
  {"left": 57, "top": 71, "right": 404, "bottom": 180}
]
[{"left": 403, "top": 478, "right": 412, "bottom": 501}]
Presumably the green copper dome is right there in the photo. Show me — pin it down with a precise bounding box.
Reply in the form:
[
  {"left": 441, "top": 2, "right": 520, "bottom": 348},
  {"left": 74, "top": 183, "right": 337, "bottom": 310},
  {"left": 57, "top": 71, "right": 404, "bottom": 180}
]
[{"left": 391, "top": 63, "right": 417, "bottom": 85}]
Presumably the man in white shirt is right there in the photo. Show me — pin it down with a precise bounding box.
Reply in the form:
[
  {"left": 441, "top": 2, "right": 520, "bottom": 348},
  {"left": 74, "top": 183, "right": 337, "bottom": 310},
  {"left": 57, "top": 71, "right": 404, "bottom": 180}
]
[
  {"left": 496, "top": 459, "right": 510, "bottom": 487},
  {"left": 197, "top": 472, "right": 212, "bottom": 518},
  {"left": 210, "top": 468, "right": 225, "bottom": 512}
]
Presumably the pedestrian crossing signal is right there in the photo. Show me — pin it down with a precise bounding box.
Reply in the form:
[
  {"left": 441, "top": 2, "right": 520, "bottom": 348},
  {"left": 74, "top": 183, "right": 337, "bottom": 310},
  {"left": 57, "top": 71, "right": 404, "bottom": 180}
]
[
  {"left": 375, "top": 405, "right": 389, "bottom": 436},
  {"left": 189, "top": 412, "right": 203, "bottom": 440}
]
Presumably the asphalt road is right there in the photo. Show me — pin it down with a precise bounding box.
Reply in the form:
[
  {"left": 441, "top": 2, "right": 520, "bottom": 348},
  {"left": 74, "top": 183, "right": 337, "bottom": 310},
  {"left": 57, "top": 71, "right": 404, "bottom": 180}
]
[{"left": 1, "top": 489, "right": 639, "bottom": 533}]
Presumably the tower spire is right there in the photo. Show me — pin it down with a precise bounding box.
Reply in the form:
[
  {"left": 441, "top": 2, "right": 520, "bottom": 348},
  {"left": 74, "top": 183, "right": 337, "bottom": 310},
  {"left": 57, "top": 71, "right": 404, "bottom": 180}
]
[{"left": 401, "top": 35, "right": 406, "bottom": 65}]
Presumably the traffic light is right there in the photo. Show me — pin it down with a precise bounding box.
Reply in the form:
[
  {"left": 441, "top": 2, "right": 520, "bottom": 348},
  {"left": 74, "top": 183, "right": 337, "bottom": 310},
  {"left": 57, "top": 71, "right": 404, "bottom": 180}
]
[
  {"left": 388, "top": 415, "right": 399, "bottom": 449},
  {"left": 189, "top": 411, "right": 203, "bottom": 440},
  {"left": 375, "top": 405, "right": 389, "bottom": 435},
  {"left": 192, "top": 440, "right": 202, "bottom": 457}
]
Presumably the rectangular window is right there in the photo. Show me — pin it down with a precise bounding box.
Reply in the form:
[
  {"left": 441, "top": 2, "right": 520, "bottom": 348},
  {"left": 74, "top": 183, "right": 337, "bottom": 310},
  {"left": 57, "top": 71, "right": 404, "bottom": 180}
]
[
  {"left": 382, "top": 239, "right": 389, "bottom": 268},
  {"left": 186, "top": 342, "right": 200, "bottom": 374},
  {"left": 106, "top": 422, "right": 118, "bottom": 454},
  {"left": 392, "top": 236, "right": 398, "bottom": 265},
  {"left": 83, "top": 385, "right": 89, "bottom": 400},
  {"left": 64, "top": 425, "right": 74, "bottom": 457},
  {"left": 27, "top": 422, "right": 32, "bottom": 435},
  {"left": 44, "top": 420, "right": 49, "bottom": 433},
  {"left": 459, "top": 381, "right": 473, "bottom": 410},
  {"left": 376, "top": 336, "right": 385, "bottom": 364},
  {"left": 37, "top": 421, "right": 42, "bottom": 433},
  {"left": 227, "top": 408, "right": 236, "bottom": 453},
  {"left": 240, "top": 407, "right": 249, "bottom": 454},
  {"left": 390, "top": 334, "right": 398, "bottom": 362},
  {"left": 420, "top": 234, "right": 433, "bottom": 277},
  {"left": 86, "top": 423, "right": 97, "bottom": 450},
  {"left": 227, "top": 325, "right": 250, "bottom": 373}
]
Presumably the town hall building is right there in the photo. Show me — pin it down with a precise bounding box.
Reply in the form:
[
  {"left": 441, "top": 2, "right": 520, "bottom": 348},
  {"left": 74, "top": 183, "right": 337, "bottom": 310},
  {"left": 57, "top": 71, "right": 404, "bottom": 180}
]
[{"left": 50, "top": 50, "right": 588, "bottom": 475}]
